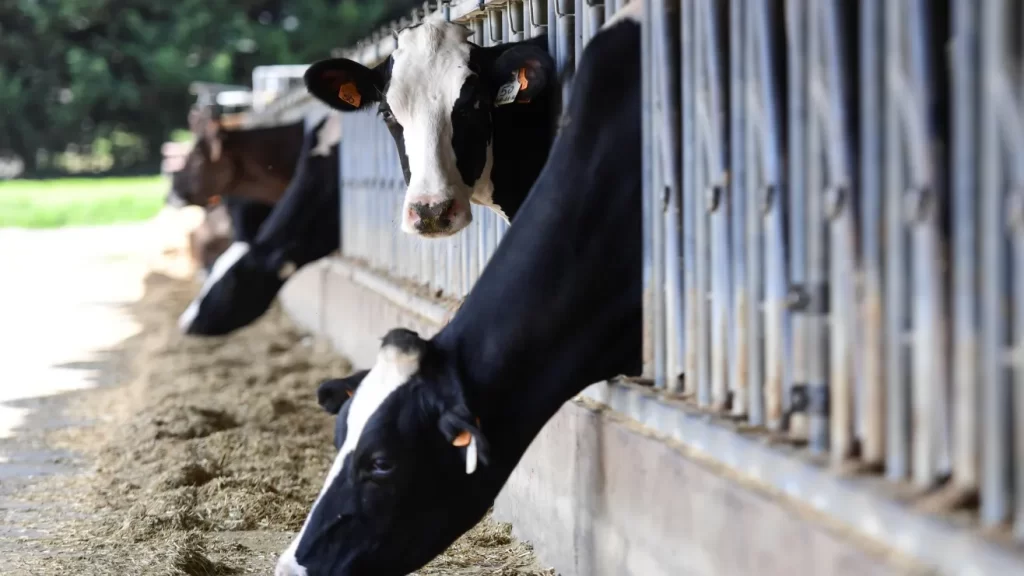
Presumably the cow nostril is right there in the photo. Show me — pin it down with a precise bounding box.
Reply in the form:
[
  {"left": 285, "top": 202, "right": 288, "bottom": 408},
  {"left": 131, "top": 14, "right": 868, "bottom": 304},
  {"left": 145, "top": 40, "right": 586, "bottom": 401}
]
[{"left": 437, "top": 199, "right": 456, "bottom": 220}]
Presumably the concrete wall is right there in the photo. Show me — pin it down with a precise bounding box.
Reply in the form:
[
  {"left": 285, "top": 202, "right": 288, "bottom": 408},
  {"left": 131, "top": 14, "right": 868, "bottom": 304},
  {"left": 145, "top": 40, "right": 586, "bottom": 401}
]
[{"left": 278, "top": 257, "right": 929, "bottom": 576}]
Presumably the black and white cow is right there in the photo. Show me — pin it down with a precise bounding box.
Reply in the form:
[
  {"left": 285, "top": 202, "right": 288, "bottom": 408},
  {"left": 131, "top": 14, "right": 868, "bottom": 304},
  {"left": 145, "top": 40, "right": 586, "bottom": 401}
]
[
  {"left": 304, "top": 21, "right": 556, "bottom": 238},
  {"left": 276, "top": 5, "right": 643, "bottom": 575},
  {"left": 178, "top": 115, "right": 342, "bottom": 336}
]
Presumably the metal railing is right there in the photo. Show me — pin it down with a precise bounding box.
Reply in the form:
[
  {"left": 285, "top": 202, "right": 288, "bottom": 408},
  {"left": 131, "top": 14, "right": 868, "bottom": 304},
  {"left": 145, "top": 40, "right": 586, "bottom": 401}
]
[
  {"left": 251, "top": 65, "right": 311, "bottom": 112},
  {"left": 323, "top": 0, "right": 1024, "bottom": 561},
  {"left": 639, "top": 0, "right": 1024, "bottom": 543}
]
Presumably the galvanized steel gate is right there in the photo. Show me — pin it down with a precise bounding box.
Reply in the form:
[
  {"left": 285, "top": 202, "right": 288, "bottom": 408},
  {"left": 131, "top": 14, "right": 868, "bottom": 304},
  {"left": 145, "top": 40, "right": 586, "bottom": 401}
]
[{"left": 329, "top": 0, "right": 1024, "bottom": 563}]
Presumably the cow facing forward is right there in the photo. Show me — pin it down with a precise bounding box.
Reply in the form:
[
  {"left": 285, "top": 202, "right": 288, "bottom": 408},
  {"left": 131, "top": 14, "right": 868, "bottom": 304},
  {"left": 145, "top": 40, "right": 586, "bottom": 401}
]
[{"left": 305, "top": 21, "right": 556, "bottom": 238}]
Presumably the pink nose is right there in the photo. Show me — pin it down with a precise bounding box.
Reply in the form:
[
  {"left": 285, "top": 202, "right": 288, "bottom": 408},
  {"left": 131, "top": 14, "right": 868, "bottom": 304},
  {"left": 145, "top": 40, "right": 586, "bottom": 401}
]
[{"left": 406, "top": 198, "right": 461, "bottom": 234}]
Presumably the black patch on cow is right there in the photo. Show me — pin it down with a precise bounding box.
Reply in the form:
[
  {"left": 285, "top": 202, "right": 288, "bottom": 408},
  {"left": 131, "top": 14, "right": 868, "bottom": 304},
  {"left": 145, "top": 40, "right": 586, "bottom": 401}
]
[{"left": 450, "top": 74, "right": 492, "bottom": 187}]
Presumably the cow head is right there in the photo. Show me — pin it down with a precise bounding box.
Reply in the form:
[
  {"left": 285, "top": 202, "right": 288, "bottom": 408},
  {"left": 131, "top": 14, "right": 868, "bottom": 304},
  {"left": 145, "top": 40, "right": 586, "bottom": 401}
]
[
  {"left": 276, "top": 328, "right": 490, "bottom": 576},
  {"left": 305, "top": 21, "right": 551, "bottom": 238},
  {"left": 174, "top": 112, "right": 233, "bottom": 207}
]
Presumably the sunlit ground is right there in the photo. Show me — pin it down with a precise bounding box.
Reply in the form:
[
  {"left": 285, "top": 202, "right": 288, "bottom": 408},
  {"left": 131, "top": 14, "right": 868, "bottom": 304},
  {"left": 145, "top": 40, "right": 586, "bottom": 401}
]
[
  {"left": 0, "top": 176, "right": 166, "bottom": 229},
  {"left": 0, "top": 224, "right": 152, "bottom": 439}
]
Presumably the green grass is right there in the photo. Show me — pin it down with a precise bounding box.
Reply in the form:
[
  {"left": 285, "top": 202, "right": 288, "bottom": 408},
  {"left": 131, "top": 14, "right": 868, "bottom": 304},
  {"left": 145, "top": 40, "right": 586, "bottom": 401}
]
[{"left": 0, "top": 176, "right": 167, "bottom": 229}]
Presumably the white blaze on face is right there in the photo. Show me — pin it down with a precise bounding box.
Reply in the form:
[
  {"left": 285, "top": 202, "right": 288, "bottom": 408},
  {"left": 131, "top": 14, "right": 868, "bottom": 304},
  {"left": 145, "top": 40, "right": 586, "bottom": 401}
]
[
  {"left": 388, "top": 21, "right": 494, "bottom": 234},
  {"left": 178, "top": 241, "right": 250, "bottom": 332},
  {"left": 276, "top": 343, "right": 423, "bottom": 576}
]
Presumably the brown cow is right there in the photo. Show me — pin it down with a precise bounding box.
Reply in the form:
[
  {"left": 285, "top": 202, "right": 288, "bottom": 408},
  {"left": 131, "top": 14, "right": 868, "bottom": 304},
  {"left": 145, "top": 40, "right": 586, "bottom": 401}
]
[{"left": 172, "top": 110, "right": 306, "bottom": 207}]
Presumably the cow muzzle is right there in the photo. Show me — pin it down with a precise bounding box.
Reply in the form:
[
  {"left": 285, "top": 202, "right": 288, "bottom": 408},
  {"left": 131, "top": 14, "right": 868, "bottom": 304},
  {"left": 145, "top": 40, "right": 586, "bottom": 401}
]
[{"left": 402, "top": 196, "right": 471, "bottom": 237}]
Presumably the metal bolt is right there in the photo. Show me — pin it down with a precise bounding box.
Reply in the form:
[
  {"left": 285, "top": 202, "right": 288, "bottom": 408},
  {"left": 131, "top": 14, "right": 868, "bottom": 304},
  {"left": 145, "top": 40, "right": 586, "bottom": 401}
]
[
  {"left": 824, "top": 185, "right": 845, "bottom": 220},
  {"left": 706, "top": 185, "right": 723, "bottom": 213},
  {"left": 760, "top": 184, "right": 775, "bottom": 215},
  {"left": 1006, "top": 188, "right": 1024, "bottom": 233},
  {"left": 903, "top": 186, "right": 931, "bottom": 224}
]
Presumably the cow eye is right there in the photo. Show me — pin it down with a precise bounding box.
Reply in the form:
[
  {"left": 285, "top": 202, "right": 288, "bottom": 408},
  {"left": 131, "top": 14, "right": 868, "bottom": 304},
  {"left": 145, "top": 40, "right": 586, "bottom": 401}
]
[
  {"left": 379, "top": 108, "right": 395, "bottom": 123},
  {"left": 369, "top": 456, "right": 394, "bottom": 478}
]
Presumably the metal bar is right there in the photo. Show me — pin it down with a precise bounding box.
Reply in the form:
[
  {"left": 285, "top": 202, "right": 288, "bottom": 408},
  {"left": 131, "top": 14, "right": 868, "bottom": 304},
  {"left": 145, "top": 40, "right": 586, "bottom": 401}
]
[
  {"left": 785, "top": 0, "right": 808, "bottom": 440},
  {"left": 908, "top": 0, "right": 951, "bottom": 488},
  {"left": 979, "top": 0, "right": 1012, "bottom": 529},
  {"left": 884, "top": 0, "right": 910, "bottom": 481},
  {"left": 729, "top": 0, "right": 748, "bottom": 415},
  {"left": 692, "top": 0, "right": 712, "bottom": 408},
  {"left": 642, "top": 0, "right": 659, "bottom": 381},
  {"left": 703, "top": 0, "right": 731, "bottom": 413},
  {"left": 858, "top": 0, "right": 886, "bottom": 469},
  {"left": 950, "top": 0, "right": 980, "bottom": 496},
  {"left": 804, "top": 0, "right": 829, "bottom": 455},
  {"left": 823, "top": 0, "right": 858, "bottom": 464},
  {"left": 681, "top": 0, "right": 698, "bottom": 398},
  {"left": 657, "top": 0, "right": 683, "bottom": 393},
  {"left": 652, "top": 0, "right": 680, "bottom": 390},
  {"left": 759, "top": 0, "right": 786, "bottom": 431}
]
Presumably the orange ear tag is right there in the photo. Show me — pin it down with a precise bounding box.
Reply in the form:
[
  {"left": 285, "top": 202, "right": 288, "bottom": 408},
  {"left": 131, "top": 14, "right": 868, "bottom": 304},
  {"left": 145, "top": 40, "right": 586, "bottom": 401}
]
[
  {"left": 208, "top": 195, "right": 221, "bottom": 207},
  {"left": 452, "top": 430, "right": 472, "bottom": 447},
  {"left": 345, "top": 389, "right": 354, "bottom": 398},
  {"left": 337, "top": 81, "right": 362, "bottom": 108},
  {"left": 516, "top": 68, "right": 532, "bottom": 103}
]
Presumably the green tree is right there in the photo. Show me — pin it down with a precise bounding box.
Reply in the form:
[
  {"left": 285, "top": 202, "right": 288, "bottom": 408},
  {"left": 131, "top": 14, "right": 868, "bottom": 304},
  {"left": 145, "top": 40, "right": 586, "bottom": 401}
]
[{"left": 0, "top": 0, "right": 414, "bottom": 177}]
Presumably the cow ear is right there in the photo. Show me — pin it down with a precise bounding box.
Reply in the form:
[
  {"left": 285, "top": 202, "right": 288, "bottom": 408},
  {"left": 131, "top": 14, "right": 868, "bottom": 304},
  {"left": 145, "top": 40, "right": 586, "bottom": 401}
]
[
  {"left": 437, "top": 408, "right": 489, "bottom": 475},
  {"left": 317, "top": 369, "right": 369, "bottom": 414},
  {"left": 489, "top": 44, "right": 553, "bottom": 106},
  {"left": 305, "top": 58, "right": 386, "bottom": 112}
]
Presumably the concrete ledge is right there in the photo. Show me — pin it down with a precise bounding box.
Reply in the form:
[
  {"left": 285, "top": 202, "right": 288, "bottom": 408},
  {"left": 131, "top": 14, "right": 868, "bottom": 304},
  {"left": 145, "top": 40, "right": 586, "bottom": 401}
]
[
  {"left": 277, "top": 257, "right": 1011, "bottom": 576},
  {"left": 494, "top": 398, "right": 906, "bottom": 576}
]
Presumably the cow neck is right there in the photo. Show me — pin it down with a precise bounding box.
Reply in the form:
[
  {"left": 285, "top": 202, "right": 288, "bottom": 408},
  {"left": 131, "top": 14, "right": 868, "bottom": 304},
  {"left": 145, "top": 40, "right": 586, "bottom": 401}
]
[
  {"left": 487, "top": 95, "right": 553, "bottom": 221},
  {"left": 433, "top": 18, "right": 642, "bottom": 492}
]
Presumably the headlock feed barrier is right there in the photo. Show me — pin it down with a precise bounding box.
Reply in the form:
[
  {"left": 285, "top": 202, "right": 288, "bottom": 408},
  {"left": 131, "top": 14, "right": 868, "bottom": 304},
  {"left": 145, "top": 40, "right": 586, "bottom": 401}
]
[{"left": 243, "top": 0, "right": 1024, "bottom": 571}]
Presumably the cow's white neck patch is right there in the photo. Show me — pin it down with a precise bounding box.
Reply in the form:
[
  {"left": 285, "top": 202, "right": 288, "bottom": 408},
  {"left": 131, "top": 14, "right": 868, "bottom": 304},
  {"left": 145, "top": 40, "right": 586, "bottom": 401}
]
[
  {"left": 178, "top": 241, "right": 250, "bottom": 332},
  {"left": 469, "top": 144, "right": 507, "bottom": 222},
  {"left": 276, "top": 344, "right": 422, "bottom": 575}
]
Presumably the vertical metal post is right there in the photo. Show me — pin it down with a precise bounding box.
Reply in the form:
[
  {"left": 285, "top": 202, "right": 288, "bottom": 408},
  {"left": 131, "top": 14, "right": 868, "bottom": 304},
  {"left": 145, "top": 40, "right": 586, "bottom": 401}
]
[
  {"left": 642, "top": 0, "right": 658, "bottom": 381},
  {"left": 729, "top": 0, "right": 748, "bottom": 415},
  {"left": 884, "top": 0, "right": 910, "bottom": 481},
  {"left": 980, "top": 0, "right": 1012, "bottom": 529},
  {"left": 859, "top": 0, "right": 886, "bottom": 469},
  {"left": 804, "top": 0, "right": 830, "bottom": 456},
  {"left": 652, "top": 0, "right": 681, "bottom": 390},
  {"left": 681, "top": 0, "right": 698, "bottom": 398},
  {"left": 693, "top": 0, "right": 712, "bottom": 408},
  {"left": 703, "top": 0, "right": 731, "bottom": 412},
  {"left": 909, "top": 0, "right": 952, "bottom": 487},
  {"left": 950, "top": 0, "right": 980, "bottom": 497},
  {"left": 786, "top": 0, "right": 808, "bottom": 440}
]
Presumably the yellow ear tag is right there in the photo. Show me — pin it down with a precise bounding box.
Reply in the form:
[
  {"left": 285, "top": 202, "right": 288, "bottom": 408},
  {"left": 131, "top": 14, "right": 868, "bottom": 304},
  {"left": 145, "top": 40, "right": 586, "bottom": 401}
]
[{"left": 338, "top": 81, "right": 362, "bottom": 108}]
